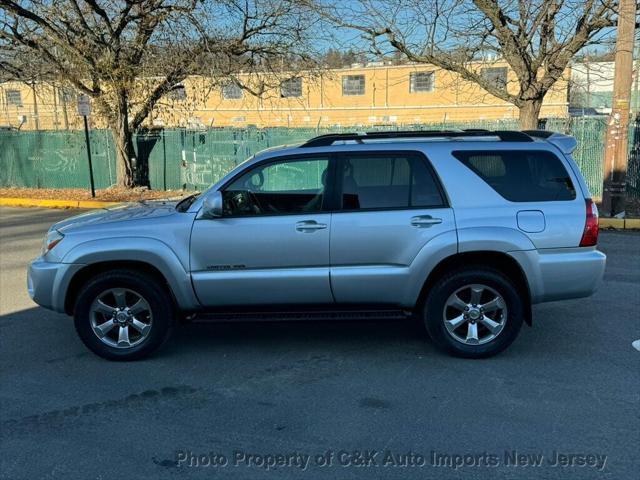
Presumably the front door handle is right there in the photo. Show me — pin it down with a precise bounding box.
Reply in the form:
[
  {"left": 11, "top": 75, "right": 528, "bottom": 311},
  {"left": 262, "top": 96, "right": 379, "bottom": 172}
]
[
  {"left": 410, "top": 215, "right": 442, "bottom": 228},
  {"left": 295, "top": 220, "right": 327, "bottom": 233}
]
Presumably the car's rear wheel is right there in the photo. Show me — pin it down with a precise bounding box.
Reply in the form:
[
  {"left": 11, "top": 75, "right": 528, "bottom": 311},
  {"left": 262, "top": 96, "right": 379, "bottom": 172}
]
[
  {"left": 423, "top": 267, "right": 523, "bottom": 358},
  {"left": 74, "top": 270, "right": 174, "bottom": 361}
]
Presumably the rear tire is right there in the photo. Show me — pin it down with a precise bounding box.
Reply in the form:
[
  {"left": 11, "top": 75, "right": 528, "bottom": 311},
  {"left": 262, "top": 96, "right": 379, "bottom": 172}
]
[
  {"left": 423, "top": 267, "right": 523, "bottom": 358},
  {"left": 74, "top": 269, "right": 174, "bottom": 361}
]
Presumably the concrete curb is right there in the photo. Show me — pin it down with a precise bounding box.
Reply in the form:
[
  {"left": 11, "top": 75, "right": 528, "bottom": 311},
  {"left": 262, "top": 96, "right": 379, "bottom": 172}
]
[
  {"left": 0, "top": 197, "right": 118, "bottom": 209},
  {"left": 598, "top": 218, "right": 640, "bottom": 230},
  {"left": 1, "top": 197, "right": 639, "bottom": 229}
]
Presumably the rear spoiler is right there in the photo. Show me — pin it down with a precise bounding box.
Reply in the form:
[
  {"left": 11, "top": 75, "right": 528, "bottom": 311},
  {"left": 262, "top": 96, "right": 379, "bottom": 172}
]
[
  {"left": 524, "top": 130, "right": 591, "bottom": 198},
  {"left": 522, "top": 130, "right": 578, "bottom": 154}
]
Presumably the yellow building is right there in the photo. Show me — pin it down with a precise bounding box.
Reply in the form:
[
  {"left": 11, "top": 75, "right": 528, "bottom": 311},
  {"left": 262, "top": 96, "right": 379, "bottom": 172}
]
[
  {"left": 1, "top": 62, "right": 569, "bottom": 130},
  {"left": 0, "top": 81, "right": 83, "bottom": 130}
]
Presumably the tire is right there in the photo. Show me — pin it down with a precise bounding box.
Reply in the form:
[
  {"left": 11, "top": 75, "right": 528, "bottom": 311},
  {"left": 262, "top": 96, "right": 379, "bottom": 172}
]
[
  {"left": 423, "top": 267, "right": 523, "bottom": 358},
  {"left": 73, "top": 269, "right": 175, "bottom": 361}
]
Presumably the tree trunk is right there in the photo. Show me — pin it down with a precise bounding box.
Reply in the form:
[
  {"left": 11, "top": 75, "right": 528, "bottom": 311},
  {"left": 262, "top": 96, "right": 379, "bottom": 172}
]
[
  {"left": 112, "top": 121, "right": 136, "bottom": 188},
  {"left": 518, "top": 99, "right": 543, "bottom": 130},
  {"left": 111, "top": 93, "right": 136, "bottom": 188}
]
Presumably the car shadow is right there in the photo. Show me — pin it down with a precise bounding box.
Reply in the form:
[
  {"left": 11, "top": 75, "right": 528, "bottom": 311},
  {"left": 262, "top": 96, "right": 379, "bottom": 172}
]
[
  {"left": 165, "top": 316, "right": 431, "bottom": 355},
  {"left": 1, "top": 304, "right": 545, "bottom": 365},
  {"left": 0, "top": 305, "right": 433, "bottom": 359}
]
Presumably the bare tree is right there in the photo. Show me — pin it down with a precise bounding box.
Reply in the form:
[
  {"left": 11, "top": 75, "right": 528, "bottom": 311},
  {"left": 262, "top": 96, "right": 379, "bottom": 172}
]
[
  {"left": 315, "top": 0, "right": 618, "bottom": 129},
  {"left": 0, "top": 0, "right": 316, "bottom": 187}
]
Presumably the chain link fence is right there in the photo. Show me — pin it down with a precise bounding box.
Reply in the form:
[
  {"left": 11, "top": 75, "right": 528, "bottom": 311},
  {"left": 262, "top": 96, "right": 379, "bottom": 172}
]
[{"left": 1, "top": 117, "right": 639, "bottom": 199}]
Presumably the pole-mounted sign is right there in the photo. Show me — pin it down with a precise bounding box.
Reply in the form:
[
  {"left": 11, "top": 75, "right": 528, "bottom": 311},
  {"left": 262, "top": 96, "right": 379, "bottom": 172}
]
[
  {"left": 77, "top": 94, "right": 96, "bottom": 197},
  {"left": 77, "top": 94, "right": 91, "bottom": 116}
]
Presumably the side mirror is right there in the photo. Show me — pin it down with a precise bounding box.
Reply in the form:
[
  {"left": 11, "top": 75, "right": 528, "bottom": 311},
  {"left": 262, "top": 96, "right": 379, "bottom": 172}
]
[{"left": 202, "top": 191, "right": 223, "bottom": 218}]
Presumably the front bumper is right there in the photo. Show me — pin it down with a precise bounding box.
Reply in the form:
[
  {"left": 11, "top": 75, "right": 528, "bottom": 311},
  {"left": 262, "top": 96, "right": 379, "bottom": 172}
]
[
  {"left": 28, "top": 258, "right": 85, "bottom": 313},
  {"left": 510, "top": 248, "right": 606, "bottom": 304}
]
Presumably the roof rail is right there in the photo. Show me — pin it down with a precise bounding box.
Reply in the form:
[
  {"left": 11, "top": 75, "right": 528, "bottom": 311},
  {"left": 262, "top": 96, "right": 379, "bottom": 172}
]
[{"left": 300, "top": 130, "right": 533, "bottom": 147}]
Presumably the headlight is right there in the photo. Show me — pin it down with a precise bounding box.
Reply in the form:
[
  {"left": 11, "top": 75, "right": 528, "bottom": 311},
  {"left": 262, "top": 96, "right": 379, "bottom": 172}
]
[{"left": 42, "top": 230, "right": 64, "bottom": 256}]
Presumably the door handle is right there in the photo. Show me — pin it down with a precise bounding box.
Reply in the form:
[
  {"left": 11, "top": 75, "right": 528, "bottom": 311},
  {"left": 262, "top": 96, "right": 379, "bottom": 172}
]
[
  {"left": 410, "top": 216, "right": 442, "bottom": 228},
  {"left": 295, "top": 220, "right": 327, "bottom": 232}
]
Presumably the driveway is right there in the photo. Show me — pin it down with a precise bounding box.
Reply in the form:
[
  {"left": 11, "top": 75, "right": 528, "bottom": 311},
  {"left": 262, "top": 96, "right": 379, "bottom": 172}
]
[{"left": 1, "top": 206, "right": 638, "bottom": 480}]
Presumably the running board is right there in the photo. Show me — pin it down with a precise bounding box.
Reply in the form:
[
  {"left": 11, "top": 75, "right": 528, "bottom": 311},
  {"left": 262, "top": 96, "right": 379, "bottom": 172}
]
[{"left": 192, "top": 309, "right": 412, "bottom": 323}]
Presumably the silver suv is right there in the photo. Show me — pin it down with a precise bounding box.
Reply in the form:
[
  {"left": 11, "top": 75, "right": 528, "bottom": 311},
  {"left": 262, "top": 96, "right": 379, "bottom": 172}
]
[{"left": 28, "top": 130, "right": 606, "bottom": 360}]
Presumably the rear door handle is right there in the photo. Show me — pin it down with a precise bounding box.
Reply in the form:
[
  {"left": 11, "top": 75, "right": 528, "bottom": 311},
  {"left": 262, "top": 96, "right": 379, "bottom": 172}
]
[
  {"left": 295, "top": 220, "right": 327, "bottom": 232},
  {"left": 410, "top": 216, "right": 442, "bottom": 228}
]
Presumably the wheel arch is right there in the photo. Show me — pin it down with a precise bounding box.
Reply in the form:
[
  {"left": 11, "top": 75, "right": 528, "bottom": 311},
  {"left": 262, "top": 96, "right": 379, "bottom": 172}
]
[
  {"left": 416, "top": 251, "right": 532, "bottom": 326},
  {"left": 65, "top": 261, "right": 172, "bottom": 315},
  {"left": 61, "top": 237, "right": 201, "bottom": 315}
]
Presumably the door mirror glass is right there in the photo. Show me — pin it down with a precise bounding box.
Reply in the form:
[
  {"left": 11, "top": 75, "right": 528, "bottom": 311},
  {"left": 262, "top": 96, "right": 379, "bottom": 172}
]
[{"left": 202, "top": 191, "right": 223, "bottom": 218}]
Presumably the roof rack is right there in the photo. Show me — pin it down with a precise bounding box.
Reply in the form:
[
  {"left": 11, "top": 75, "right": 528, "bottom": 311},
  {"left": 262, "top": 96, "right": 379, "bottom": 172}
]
[{"left": 300, "top": 130, "right": 533, "bottom": 147}]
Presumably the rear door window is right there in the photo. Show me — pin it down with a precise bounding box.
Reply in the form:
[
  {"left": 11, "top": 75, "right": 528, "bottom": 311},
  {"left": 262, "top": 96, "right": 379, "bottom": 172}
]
[
  {"left": 452, "top": 150, "right": 576, "bottom": 201},
  {"left": 337, "top": 152, "right": 446, "bottom": 210}
]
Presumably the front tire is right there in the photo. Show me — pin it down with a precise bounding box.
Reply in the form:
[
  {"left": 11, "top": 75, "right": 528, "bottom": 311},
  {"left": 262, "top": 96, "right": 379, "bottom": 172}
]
[
  {"left": 74, "top": 270, "right": 174, "bottom": 361},
  {"left": 423, "top": 267, "right": 524, "bottom": 358}
]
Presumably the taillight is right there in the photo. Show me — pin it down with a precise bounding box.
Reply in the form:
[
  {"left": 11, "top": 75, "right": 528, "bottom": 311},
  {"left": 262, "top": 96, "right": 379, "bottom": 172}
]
[{"left": 579, "top": 199, "right": 599, "bottom": 247}]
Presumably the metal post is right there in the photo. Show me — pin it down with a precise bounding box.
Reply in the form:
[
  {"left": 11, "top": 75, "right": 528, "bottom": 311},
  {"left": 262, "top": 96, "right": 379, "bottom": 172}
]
[
  {"left": 52, "top": 85, "right": 59, "bottom": 131},
  {"left": 83, "top": 115, "right": 96, "bottom": 197},
  {"left": 162, "top": 129, "right": 167, "bottom": 190},
  {"left": 62, "top": 97, "right": 69, "bottom": 130},
  {"left": 30, "top": 81, "right": 40, "bottom": 131}
]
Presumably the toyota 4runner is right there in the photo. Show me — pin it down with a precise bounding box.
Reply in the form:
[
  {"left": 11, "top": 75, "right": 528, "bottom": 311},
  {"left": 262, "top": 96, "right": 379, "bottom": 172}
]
[{"left": 28, "top": 130, "right": 606, "bottom": 360}]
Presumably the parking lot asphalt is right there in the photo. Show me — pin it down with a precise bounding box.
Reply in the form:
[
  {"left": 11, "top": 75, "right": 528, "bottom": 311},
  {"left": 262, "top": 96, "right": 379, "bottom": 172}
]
[{"left": 0, "top": 206, "right": 638, "bottom": 480}]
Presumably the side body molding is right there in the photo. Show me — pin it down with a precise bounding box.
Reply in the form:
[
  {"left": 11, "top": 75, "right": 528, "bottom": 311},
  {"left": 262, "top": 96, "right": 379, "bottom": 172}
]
[
  {"left": 457, "top": 226, "right": 536, "bottom": 253},
  {"left": 61, "top": 237, "right": 201, "bottom": 311}
]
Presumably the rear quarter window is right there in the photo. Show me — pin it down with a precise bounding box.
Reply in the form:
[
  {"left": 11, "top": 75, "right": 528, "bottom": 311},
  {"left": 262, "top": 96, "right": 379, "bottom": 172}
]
[{"left": 452, "top": 150, "right": 576, "bottom": 202}]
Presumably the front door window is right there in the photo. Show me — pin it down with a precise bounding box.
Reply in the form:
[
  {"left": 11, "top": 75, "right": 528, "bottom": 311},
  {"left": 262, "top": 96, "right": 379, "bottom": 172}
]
[{"left": 223, "top": 157, "right": 329, "bottom": 216}]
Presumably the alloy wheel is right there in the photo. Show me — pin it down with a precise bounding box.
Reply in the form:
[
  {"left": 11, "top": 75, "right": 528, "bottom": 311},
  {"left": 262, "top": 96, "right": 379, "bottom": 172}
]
[
  {"left": 442, "top": 283, "right": 507, "bottom": 345},
  {"left": 89, "top": 288, "right": 153, "bottom": 349}
]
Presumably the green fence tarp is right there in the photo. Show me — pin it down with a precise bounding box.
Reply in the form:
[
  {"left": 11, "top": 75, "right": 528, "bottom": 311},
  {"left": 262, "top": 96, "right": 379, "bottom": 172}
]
[{"left": 1, "top": 117, "right": 639, "bottom": 199}]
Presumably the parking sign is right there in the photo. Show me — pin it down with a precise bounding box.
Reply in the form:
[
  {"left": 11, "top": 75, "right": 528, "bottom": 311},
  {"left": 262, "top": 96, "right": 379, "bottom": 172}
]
[{"left": 77, "top": 94, "right": 91, "bottom": 116}]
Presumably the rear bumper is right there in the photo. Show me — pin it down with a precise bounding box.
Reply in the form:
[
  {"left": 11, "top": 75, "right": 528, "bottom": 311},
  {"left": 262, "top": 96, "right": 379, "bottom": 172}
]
[
  {"left": 28, "top": 258, "right": 85, "bottom": 313},
  {"left": 509, "top": 248, "right": 606, "bottom": 304}
]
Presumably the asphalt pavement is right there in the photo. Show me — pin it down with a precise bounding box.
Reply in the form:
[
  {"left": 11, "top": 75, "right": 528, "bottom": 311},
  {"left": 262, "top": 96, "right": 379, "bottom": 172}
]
[{"left": 0, "top": 206, "right": 638, "bottom": 480}]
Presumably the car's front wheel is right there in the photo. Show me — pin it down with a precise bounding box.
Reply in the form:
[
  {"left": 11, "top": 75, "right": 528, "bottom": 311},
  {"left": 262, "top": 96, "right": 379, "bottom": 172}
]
[
  {"left": 423, "top": 267, "right": 524, "bottom": 358},
  {"left": 74, "top": 270, "right": 174, "bottom": 361}
]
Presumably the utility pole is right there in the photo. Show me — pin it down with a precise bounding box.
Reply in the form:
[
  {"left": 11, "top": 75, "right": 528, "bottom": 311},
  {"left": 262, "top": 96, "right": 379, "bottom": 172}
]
[
  {"left": 601, "top": 0, "right": 637, "bottom": 217},
  {"left": 634, "top": 46, "right": 639, "bottom": 116}
]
